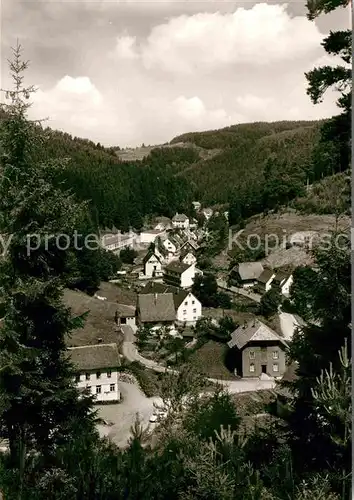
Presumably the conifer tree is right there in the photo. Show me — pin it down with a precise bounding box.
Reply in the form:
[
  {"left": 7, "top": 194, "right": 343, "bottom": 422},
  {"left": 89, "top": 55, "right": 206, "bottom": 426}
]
[{"left": 0, "top": 43, "right": 95, "bottom": 493}]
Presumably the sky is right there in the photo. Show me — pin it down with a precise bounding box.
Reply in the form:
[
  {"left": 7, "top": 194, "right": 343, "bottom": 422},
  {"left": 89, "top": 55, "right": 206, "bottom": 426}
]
[{"left": 0, "top": 0, "right": 351, "bottom": 147}]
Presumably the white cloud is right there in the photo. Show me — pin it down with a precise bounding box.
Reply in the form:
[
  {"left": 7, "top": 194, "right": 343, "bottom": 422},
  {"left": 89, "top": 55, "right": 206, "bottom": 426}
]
[
  {"left": 23, "top": 3, "right": 346, "bottom": 147},
  {"left": 116, "top": 4, "right": 323, "bottom": 74}
]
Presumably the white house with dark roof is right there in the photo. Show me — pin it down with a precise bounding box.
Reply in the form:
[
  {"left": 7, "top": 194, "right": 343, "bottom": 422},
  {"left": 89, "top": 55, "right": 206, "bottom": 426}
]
[
  {"left": 101, "top": 230, "right": 137, "bottom": 253},
  {"left": 227, "top": 320, "right": 288, "bottom": 378},
  {"left": 229, "top": 262, "right": 264, "bottom": 288},
  {"left": 164, "top": 261, "right": 197, "bottom": 289},
  {"left": 180, "top": 249, "right": 197, "bottom": 267},
  {"left": 173, "top": 290, "right": 202, "bottom": 326},
  {"left": 172, "top": 213, "right": 189, "bottom": 229},
  {"left": 68, "top": 343, "right": 121, "bottom": 403},
  {"left": 271, "top": 269, "right": 294, "bottom": 297},
  {"left": 140, "top": 282, "right": 202, "bottom": 326},
  {"left": 136, "top": 292, "right": 176, "bottom": 329},
  {"left": 143, "top": 250, "right": 163, "bottom": 278},
  {"left": 255, "top": 268, "right": 276, "bottom": 294}
]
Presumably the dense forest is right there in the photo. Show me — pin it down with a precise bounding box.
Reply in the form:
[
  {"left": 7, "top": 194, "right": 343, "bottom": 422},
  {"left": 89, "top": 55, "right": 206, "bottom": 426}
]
[{"left": 0, "top": 0, "right": 351, "bottom": 497}]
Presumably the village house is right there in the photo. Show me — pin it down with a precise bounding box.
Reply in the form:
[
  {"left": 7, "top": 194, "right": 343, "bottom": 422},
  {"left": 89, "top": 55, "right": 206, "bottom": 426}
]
[
  {"left": 69, "top": 343, "right": 121, "bottom": 403},
  {"left": 136, "top": 292, "right": 176, "bottom": 330},
  {"left": 192, "top": 201, "right": 201, "bottom": 212},
  {"left": 161, "top": 233, "right": 185, "bottom": 259},
  {"left": 164, "top": 261, "right": 199, "bottom": 289},
  {"left": 271, "top": 269, "right": 294, "bottom": 297},
  {"left": 143, "top": 250, "right": 163, "bottom": 278},
  {"left": 180, "top": 249, "right": 197, "bottom": 267},
  {"left": 100, "top": 230, "right": 137, "bottom": 253},
  {"left": 138, "top": 229, "right": 166, "bottom": 245},
  {"left": 255, "top": 268, "right": 276, "bottom": 294},
  {"left": 141, "top": 282, "right": 202, "bottom": 326},
  {"left": 180, "top": 239, "right": 199, "bottom": 253},
  {"left": 114, "top": 304, "right": 137, "bottom": 330},
  {"left": 174, "top": 290, "right": 202, "bottom": 326},
  {"left": 172, "top": 213, "right": 190, "bottom": 229},
  {"left": 229, "top": 262, "right": 264, "bottom": 288},
  {"left": 227, "top": 320, "right": 288, "bottom": 378}
]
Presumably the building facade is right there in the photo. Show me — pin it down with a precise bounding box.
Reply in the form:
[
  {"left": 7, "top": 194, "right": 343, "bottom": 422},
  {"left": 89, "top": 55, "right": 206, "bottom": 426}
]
[
  {"left": 227, "top": 320, "right": 288, "bottom": 378},
  {"left": 69, "top": 343, "right": 121, "bottom": 403}
]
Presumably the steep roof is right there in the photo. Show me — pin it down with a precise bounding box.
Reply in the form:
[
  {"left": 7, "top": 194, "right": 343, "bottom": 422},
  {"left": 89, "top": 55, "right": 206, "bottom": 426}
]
[
  {"left": 180, "top": 248, "right": 196, "bottom": 261},
  {"left": 142, "top": 250, "right": 162, "bottom": 265},
  {"left": 257, "top": 268, "right": 275, "bottom": 284},
  {"left": 68, "top": 343, "right": 120, "bottom": 371},
  {"left": 227, "top": 320, "right": 288, "bottom": 350},
  {"left": 140, "top": 281, "right": 180, "bottom": 295},
  {"left": 165, "top": 261, "right": 192, "bottom": 275},
  {"left": 233, "top": 262, "right": 264, "bottom": 281},
  {"left": 181, "top": 239, "right": 198, "bottom": 251},
  {"left": 137, "top": 293, "right": 176, "bottom": 322},
  {"left": 273, "top": 269, "right": 292, "bottom": 285}
]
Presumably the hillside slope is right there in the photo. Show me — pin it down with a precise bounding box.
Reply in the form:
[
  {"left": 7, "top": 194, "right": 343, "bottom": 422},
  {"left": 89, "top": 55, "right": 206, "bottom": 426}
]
[{"left": 171, "top": 121, "right": 322, "bottom": 205}]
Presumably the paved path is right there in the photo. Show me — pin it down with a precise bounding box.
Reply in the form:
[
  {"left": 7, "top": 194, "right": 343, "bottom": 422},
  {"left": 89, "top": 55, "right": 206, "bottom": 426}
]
[
  {"left": 97, "top": 381, "right": 163, "bottom": 448},
  {"left": 217, "top": 279, "right": 261, "bottom": 303},
  {"left": 279, "top": 312, "right": 305, "bottom": 341},
  {"left": 121, "top": 325, "right": 276, "bottom": 393}
]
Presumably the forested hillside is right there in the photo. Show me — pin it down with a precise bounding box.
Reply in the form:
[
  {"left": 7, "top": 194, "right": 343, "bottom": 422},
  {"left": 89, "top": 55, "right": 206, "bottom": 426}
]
[
  {"left": 0, "top": 111, "right": 344, "bottom": 230},
  {"left": 21, "top": 125, "right": 196, "bottom": 230},
  {"left": 172, "top": 121, "right": 322, "bottom": 208}
]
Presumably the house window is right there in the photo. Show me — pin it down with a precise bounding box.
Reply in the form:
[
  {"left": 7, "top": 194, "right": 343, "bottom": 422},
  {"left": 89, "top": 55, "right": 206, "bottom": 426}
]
[
  {"left": 183, "top": 310, "right": 187, "bottom": 315},
  {"left": 184, "top": 301, "right": 188, "bottom": 305},
  {"left": 107, "top": 370, "right": 112, "bottom": 378},
  {"left": 193, "top": 316, "right": 196, "bottom": 320},
  {"left": 192, "top": 300, "right": 195, "bottom": 305},
  {"left": 85, "top": 373, "right": 90, "bottom": 380},
  {"left": 249, "top": 351, "right": 255, "bottom": 359},
  {"left": 193, "top": 308, "right": 196, "bottom": 313},
  {"left": 272, "top": 351, "right": 279, "bottom": 360},
  {"left": 110, "top": 384, "right": 115, "bottom": 392},
  {"left": 249, "top": 363, "right": 255, "bottom": 373},
  {"left": 96, "top": 371, "right": 101, "bottom": 379},
  {"left": 87, "top": 386, "right": 91, "bottom": 393},
  {"left": 96, "top": 385, "right": 102, "bottom": 394},
  {"left": 273, "top": 364, "right": 279, "bottom": 372},
  {"left": 75, "top": 374, "right": 80, "bottom": 383}
]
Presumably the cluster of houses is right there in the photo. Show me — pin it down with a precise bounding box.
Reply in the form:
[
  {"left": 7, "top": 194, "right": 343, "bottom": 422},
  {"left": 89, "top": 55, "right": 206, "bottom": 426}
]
[{"left": 229, "top": 261, "right": 294, "bottom": 298}]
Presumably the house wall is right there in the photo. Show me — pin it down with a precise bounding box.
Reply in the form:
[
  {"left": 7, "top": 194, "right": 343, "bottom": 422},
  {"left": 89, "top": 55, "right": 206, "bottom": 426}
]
[
  {"left": 139, "top": 232, "right": 159, "bottom": 244},
  {"left": 144, "top": 255, "right": 163, "bottom": 278},
  {"left": 281, "top": 276, "right": 293, "bottom": 297},
  {"left": 241, "top": 344, "right": 286, "bottom": 378},
  {"left": 181, "top": 252, "right": 197, "bottom": 266},
  {"left": 163, "top": 239, "right": 178, "bottom": 255},
  {"left": 119, "top": 316, "right": 136, "bottom": 329},
  {"left": 172, "top": 219, "right": 189, "bottom": 229},
  {"left": 180, "top": 265, "right": 196, "bottom": 288},
  {"left": 75, "top": 368, "right": 120, "bottom": 402},
  {"left": 176, "top": 293, "right": 202, "bottom": 325}
]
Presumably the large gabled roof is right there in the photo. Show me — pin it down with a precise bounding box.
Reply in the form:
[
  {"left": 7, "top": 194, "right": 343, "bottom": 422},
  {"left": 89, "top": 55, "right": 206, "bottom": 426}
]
[
  {"left": 227, "top": 320, "right": 288, "bottom": 350},
  {"left": 231, "top": 262, "right": 264, "bottom": 281},
  {"left": 137, "top": 293, "right": 176, "bottom": 322},
  {"left": 68, "top": 343, "right": 120, "bottom": 371},
  {"left": 165, "top": 261, "right": 192, "bottom": 275}
]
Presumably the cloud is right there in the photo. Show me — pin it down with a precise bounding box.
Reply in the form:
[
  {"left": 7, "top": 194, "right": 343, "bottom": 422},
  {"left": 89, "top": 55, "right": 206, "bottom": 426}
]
[
  {"left": 20, "top": 3, "right": 347, "bottom": 147},
  {"left": 114, "top": 4, "right": 323, "bottom": 75}
]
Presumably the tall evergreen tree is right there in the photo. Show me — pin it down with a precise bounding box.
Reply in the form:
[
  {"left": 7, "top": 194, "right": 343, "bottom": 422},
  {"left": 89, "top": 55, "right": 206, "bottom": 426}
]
[{"left": 0, "top": 44, "right": 95, "bottom": 494}]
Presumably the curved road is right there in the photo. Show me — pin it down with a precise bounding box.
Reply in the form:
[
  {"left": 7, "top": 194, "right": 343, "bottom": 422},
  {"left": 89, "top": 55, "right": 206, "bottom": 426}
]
[{"left": 121, "top": 325, "right": 276, "bottom": 394}]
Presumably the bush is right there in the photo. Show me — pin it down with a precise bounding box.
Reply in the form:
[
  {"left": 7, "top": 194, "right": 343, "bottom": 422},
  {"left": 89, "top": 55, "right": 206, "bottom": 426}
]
[
  {"left": 119, "top": 247, "right": 138, "bottom": 264},
  {"left": 126, "top": 361, "right": 160, "bottom": 397},
  {"left": 259, "top": 289, "right": 282, "bottom": 318}
]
